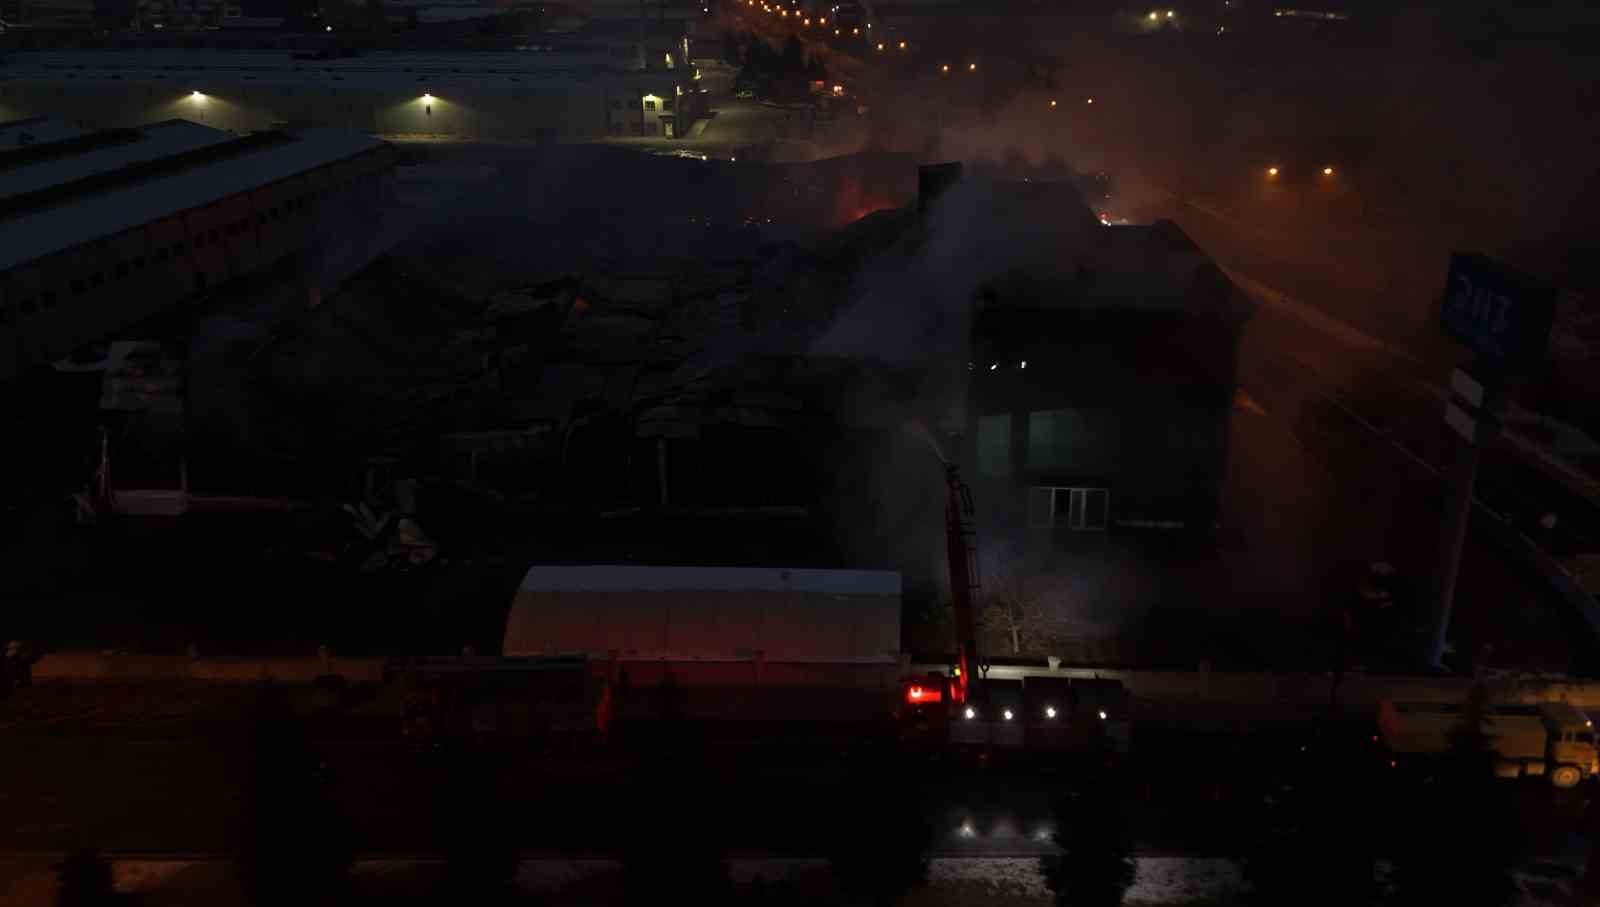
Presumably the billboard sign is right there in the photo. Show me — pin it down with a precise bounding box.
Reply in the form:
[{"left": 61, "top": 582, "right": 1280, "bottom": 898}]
[{"left": 1440, "top": 253, "right": 1557, "bottom": 370}]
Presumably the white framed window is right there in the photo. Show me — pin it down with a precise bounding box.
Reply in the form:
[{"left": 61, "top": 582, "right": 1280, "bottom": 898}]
[{"left": 1027, "top": 486, "right": 1109, "bottom": 531}]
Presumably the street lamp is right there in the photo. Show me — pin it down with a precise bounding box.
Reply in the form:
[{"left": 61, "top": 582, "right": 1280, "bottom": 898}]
[
  {"left": 1267, "top": 166, "right": 1279, "bottom": 177},
  {"left": 941, "top": 63, "right": 950, "bottom": 73},
  {"left": 1049, "top": 99, "right": 1058, "bottom": 107},
  {"left": 1323, "top": 166, "right": 1335, "bottom": 176},
  {"left": 968, "top": 62, "right": 977, "bottom": 71}
]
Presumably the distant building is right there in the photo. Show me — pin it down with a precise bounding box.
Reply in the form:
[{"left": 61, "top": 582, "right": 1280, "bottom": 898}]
[
  {"left": 0, "top": 49, "right": 707, "bottom": 139},
  {"left": 0, "top": 117, "right": 392, "bottom": 379}
]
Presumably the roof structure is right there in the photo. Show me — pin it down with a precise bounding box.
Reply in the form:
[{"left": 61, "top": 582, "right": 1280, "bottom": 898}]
[
  {"left": 0, "top": 119, "right": 229, "bottom": 201},
  {"left": 937, "top": 177, "right": 1256, "bottom": 324},
  {"left": 0, "top": 117, "right": 89, "bottom": 149},
  {"left": 0, "top": 119, "right": 385, "bottom": 273}
]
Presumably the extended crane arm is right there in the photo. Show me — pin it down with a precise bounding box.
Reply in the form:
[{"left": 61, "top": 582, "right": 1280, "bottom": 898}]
[{"left": 944, "top": 462, "right": 981, "bottom": 704}]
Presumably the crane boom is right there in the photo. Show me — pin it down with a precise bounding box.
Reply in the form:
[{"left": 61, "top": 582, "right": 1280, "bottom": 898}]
[{"left": 944, "top": 463, "right": 981, "bottom": 704}]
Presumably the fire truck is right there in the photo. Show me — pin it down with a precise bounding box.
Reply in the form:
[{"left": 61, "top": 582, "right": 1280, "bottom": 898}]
[{"left": 899, "top": 454, "right": 1131, "bottom": 755}]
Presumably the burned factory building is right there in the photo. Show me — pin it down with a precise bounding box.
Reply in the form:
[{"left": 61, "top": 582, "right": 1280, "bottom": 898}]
[{"left": 968, "top": 214, "right": 1254, "bottom": 536}]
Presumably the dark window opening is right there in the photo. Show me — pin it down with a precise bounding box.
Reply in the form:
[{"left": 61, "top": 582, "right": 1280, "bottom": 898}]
[{"left": 70, "top": 279, "right": 85, "bottom": 295}]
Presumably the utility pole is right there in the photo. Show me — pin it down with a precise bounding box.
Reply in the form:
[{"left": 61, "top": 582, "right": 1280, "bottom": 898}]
[
  {"left": 1427, "top": 252, "right": 1558, "bottom": 671},
  {"left": 1426, "top": 365, "right": 1498, "bottom": 670}
]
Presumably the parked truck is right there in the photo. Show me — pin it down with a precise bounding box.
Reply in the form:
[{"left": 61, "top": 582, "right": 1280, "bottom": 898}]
[{"left": 1379, "top": 699, "right": 1599, "bottom": 788}]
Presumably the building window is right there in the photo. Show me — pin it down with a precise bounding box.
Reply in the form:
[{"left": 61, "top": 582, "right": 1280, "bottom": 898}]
[
  {"left": 91, "top": 272, "right": 104, "bottom": 287},
  {"left": 1027, "top": 486, "right": 1110, "bottom": 531},
  {"left": 643, "top": 99, "right": 657, "bottom": 111},
  {"left": 609, "top": 98, "right": 623, "bottom": 110},
  {"left": 70, "top": 279, "right": 85, "bottom": 295},
  {"left": 133, "top": 256, "right": 146, "bottom": 269},
  {"left": 977, "top": 413, "right": 1011, "bottom": 479},
  {"left": 1027, "top": 408, "right": 1117, "bottom": 473},
  {"left": 662, "top": 97, "right": 674, "bottom": 111},
  {"left": 115, "top": 262, "right": 130, "bottom": 278},
  {"left": 195, "top": 234, "right": 207, "bottom": 248},
  {"left": 209, "top": 229, "right": 219, "bottom": 242}
]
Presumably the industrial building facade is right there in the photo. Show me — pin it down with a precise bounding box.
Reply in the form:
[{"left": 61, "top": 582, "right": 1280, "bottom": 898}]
[
  {"left": 962, "top": 180, "right": 1254, "bottom": 537},
  {"left": 0, "top": 50, "right": 706, "bottom": 140},
  {"left": 0, "top": 116, "right": 393, "bottom": 379}
]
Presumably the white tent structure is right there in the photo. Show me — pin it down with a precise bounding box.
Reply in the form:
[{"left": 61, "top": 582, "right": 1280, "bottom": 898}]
[{"left": 502, "top": 565, "right": 902, "bottom": 662}]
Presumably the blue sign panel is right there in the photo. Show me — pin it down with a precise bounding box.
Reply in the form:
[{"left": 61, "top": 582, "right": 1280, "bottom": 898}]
[{"left": 1440, "top": 253, "right": 1557, "bottom": 370}]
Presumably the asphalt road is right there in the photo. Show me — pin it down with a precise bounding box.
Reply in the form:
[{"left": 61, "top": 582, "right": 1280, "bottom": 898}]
[
  {"left": 1163, "top": 190, "right": 1590, "bottom": 675},
  {"left": 0, "top": 711, "right": 1592, "bottom": 866}
]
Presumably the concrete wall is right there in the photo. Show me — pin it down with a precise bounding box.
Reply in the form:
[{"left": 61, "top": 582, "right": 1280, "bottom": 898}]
[
  {"left": 971, "top": 308, "right": 1241, "bottom": 528},
  {"left": 33, "top": 652, "right": 388, "bottom": 683}
]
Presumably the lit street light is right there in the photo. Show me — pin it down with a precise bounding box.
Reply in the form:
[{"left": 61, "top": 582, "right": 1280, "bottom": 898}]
[
  {"left": 968, "top": 62, "right": 977, "bottom": 71},
  {"left": 1323, "top": 166, "right": 1335, "bottom": 176},
  {"left": 1049, "top": 99, "right": 1058, "bottom": 107},
  {"left": 1086, "top": 97, "right": 1094, "bottom": 104},
  {"left": 1267, "top": 166, "right": 1279, "bottom": 177},
  {"left": 941, "top": 63, "right": 950, "bottom": 73}
]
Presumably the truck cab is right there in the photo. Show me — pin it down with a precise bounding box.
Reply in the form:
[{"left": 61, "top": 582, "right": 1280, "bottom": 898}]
[{"left": 1538, "top": 702, "right": 1599, "bottom": 786}]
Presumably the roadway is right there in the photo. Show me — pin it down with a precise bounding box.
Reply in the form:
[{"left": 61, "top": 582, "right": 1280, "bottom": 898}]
[
  {"left": 1171, "top": 186, "right": 1598, "bottom": 675},
  {"left": 0, "top": 690, "right": 1591, "bottom": 882},
  {"left": 0, "top": 700, "right": 1580, "bottom": 863}
]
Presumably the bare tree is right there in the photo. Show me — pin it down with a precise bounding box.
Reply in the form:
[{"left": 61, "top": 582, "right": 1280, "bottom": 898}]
[{"left": 982, "top": 573, "right": 1067, "bottom": 656}]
